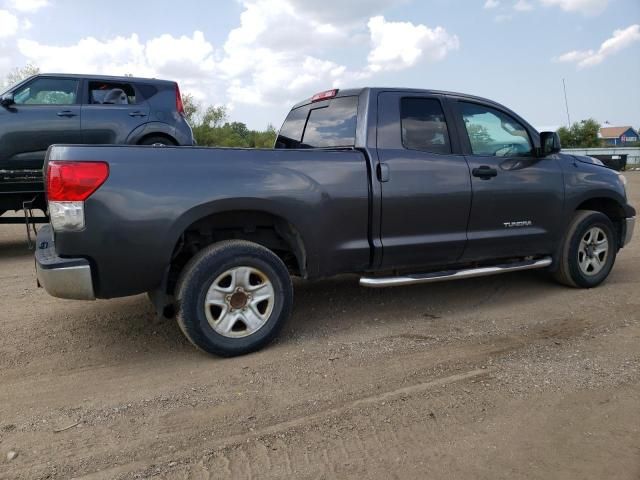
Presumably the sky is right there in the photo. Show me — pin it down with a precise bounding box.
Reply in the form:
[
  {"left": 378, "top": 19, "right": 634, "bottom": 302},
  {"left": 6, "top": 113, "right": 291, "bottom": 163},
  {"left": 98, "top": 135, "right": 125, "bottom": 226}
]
[{"left": 0, "top": 0, "right": 639, "bottom": 131}]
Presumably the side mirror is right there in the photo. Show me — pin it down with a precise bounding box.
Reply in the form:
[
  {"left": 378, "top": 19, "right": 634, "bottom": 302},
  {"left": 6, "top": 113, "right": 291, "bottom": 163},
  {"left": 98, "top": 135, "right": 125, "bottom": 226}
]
[
  {"left": 0, "top": 92, "right": 15, "bottom": 107},
  {"left": 539, "top": 131, "right": 561, "bottom": 156}
]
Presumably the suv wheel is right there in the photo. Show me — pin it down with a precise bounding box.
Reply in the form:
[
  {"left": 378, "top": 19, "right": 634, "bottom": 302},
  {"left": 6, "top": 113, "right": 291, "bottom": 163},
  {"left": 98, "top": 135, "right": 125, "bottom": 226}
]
[
  {"left": 139, "top": 136, "right": 175, "bottom": 147},
  {"left": 553, "top": 210, "right": 617, "bottom": 288},
  {"left": 176, "top": 240, "right": 293, "bottom": 356}
]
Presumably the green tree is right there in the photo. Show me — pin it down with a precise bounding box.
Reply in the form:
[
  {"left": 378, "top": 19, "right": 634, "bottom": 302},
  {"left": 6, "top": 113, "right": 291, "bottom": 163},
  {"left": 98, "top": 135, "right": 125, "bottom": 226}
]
[
  {"left": 201, "top": 105, "right": 227, "bottom": 128},
  {"left": 181, "top": 93, "right": 200, "bottom": 126},
  {"left": 556, "top": 119, "right": 601, "bottom": 148},
  {"left": 184, "top": 96, "right": 276, "bottom": 148},
  {"left": 4, "top": 63, "right": 40, "bottom": 88}
]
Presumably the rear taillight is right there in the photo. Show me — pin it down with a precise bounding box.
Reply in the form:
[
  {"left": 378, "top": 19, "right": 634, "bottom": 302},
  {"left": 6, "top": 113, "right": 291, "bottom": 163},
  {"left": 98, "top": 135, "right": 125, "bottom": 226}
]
[
  {"left": 47, "top": 161, "right": 109, "bottom": 201},
  {"left": 175, "top": 83, "right": 185, "bottom": 116},
  {"left": 46, "top": 161, "right": 109, "bottom": 231}
]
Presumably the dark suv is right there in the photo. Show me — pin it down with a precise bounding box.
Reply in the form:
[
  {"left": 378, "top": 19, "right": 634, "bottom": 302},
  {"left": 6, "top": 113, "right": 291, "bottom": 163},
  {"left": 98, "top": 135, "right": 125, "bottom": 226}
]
[{"left": 0, "top": 74, "right": 194, "bottom": 220}]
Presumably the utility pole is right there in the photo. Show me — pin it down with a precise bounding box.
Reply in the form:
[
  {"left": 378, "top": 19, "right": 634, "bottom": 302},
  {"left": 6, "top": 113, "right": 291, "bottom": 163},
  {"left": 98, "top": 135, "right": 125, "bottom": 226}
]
[{"left": 562, "top": 78, "right": 571, "bottom": 127}]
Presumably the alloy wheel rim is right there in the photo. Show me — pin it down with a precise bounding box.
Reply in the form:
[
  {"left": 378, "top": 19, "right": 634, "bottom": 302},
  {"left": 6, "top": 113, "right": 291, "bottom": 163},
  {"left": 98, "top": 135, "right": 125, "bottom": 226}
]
[
  {"left": 204, "top": 266, "right": 275, "bottom": 338},
  {"left": 577, "top": 226, "right": 609, "bottom": 276}
]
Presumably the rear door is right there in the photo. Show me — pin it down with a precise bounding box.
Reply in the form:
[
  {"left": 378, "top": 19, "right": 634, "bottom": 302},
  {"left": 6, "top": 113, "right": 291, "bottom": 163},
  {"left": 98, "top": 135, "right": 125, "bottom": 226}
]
[
  {"left": 81, "top": 80, "right": 150, "bottom": 144},
  {"left": 0, "top": 76, "right": 81, "bottom": 169},
  {"left": 376, "top": 92, "right": 472, "bottom": 270},
  {"left": 450, "top": 98, "right": 564, "bottom": 260}
]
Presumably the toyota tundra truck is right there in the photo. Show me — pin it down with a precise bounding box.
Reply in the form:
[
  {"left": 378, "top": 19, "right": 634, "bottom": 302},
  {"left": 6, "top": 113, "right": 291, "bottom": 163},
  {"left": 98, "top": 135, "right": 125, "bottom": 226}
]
[{"left": 34, "top": 88, "right": 636, "bottom": 356}]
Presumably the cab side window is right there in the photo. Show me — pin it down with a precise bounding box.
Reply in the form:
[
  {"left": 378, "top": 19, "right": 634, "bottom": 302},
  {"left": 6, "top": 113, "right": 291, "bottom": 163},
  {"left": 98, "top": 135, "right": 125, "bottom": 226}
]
[
  {"left": 400, "top": 98, "right": 451, "bottom": 154},
  {"left": 89, "top": 81, "right": 136, "bottom": 105},
  {"left": 460, "top": 102, "right": 533, "bottom": 157},
  {"left": 13, "top": 78, "right": 79, "bottom": 105}
]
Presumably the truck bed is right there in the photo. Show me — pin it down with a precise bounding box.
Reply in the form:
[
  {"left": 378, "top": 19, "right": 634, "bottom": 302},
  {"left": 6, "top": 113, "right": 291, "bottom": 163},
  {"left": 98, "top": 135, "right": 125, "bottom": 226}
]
[{"left": 46, "top": 144, "right": 373, "bottom": 298}]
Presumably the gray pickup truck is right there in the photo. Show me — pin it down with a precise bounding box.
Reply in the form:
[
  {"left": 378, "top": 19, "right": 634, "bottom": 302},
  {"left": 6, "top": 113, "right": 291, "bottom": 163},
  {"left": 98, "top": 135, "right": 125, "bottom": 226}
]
[{"left": 35, "top": 88, "right": 635, "bottom": 356}]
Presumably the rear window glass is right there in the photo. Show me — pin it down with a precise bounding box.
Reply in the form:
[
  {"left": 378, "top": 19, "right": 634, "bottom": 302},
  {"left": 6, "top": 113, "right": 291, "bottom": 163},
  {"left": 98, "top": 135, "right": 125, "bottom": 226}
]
[{"left": 275, "top": 96, "right": 358, "bottom": 149}]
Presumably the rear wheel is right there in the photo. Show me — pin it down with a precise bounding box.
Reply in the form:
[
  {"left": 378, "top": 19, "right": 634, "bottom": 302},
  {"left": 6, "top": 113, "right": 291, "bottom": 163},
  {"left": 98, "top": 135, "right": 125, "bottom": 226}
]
[
  {"left": 553, "top": 210, "right": 617, "bottom": 288},
  {"left": 139, "top": 136, "right": 175, "bottom": 147},
  {"left": 176, "top": 240, "right": 293, "bottom": 356}
]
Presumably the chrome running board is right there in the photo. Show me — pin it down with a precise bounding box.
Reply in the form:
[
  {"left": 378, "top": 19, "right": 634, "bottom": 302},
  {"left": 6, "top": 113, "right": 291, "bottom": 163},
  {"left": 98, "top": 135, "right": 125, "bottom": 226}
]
[{"left": 360, "top": 257, "right": 552, "bottom": 288}]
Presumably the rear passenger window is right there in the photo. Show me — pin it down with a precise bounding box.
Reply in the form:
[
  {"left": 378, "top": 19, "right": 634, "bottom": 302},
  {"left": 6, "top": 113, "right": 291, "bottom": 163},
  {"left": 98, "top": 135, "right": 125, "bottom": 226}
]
[
  {"left": 89, "top": 81, "right": 136, "bottom": 105},
  {"left": 401, "top": 98, "right": 451, "bottom": 154}
]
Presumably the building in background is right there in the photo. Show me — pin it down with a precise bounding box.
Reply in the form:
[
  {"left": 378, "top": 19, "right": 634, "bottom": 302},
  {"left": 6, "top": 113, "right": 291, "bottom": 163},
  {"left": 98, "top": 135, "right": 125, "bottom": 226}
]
[{"left": 599, "top": 126, "right": 639, "bottom": 146}]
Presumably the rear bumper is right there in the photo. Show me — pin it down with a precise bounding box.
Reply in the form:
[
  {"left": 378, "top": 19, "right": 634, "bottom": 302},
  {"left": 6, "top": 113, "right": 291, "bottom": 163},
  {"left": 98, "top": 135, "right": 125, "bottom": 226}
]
[
  {"left": 622, "top": 216, "right": 635, "bottom": 247},
  {"left": 35, "top": 224, "right": 95, "bottom": 300}
]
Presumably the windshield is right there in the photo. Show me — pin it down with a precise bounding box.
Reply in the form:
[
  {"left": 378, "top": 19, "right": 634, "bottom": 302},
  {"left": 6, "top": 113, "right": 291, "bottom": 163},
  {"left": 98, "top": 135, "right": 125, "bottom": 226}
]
[{"left": 275, "top": 96, "right": 358, "bottom": 149}]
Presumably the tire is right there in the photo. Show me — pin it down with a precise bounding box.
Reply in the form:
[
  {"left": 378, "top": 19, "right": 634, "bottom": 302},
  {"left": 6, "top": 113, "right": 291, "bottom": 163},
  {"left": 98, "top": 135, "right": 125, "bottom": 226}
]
[
  {"left": 553, "top": 210, "right": 617, "bottom": 288},
  {"left": 139, "top": 136, "right": 176, "bottom": 146},
  {"left": 176, "top": 240, "right": 293, "bottom": 357}
]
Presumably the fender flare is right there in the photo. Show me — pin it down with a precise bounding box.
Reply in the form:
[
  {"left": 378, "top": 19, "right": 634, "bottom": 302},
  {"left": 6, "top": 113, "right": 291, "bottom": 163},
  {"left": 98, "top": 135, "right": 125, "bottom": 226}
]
[
  {"left": 126, "top": 122, "right": 177, "bottom": 145},
  {"left": 164, "top": 197, "right": 312, "bottom": 277}
]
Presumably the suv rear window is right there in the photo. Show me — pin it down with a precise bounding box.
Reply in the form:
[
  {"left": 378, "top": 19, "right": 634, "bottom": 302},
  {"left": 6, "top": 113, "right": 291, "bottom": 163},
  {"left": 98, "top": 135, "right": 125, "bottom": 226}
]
[{"left": 276, "top": 96, "right": 358, "bottom": 149}]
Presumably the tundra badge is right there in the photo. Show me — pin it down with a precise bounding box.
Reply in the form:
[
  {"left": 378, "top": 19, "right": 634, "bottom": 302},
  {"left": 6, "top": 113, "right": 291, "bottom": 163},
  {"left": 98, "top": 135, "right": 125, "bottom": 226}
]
[{"left": 503, "top": 220, "right": 533, "bottom": 228}]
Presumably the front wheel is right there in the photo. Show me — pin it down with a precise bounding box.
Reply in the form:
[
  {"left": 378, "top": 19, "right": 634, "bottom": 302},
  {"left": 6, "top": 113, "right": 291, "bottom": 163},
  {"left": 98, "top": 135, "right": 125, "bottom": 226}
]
[
  {"left": 553, "top": 210, "right": 617, "bottom": 288},
  {"left": 176, "top": 240, "right": 293, "bottom": 356}
]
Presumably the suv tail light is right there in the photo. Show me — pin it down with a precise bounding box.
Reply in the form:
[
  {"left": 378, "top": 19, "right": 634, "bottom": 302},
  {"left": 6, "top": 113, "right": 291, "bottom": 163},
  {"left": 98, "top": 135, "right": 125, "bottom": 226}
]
[
  {"left": 46, "top": 161, "right": 109, "bottom": 231},
  {"left": 175, "top": 83, "right": 185, "bottom": 116}
]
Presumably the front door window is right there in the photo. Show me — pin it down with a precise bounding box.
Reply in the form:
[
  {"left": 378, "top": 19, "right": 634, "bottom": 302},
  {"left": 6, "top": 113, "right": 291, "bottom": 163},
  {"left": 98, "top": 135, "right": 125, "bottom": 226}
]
[{"left": 13, "top": 78, "right": 79, "bottom": 105}]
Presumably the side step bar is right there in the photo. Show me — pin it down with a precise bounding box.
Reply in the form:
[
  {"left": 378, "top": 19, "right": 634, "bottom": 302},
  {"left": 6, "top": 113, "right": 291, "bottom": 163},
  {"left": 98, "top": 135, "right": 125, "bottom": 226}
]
[{"left": 360, "top": 257, "right": 552, "bottom": 288}]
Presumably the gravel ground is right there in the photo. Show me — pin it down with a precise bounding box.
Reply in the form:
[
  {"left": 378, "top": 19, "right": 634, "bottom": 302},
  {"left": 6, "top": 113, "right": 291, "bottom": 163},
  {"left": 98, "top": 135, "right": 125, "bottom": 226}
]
[{"left": 0, "top": 174, "right": 639, "bottom": 480}]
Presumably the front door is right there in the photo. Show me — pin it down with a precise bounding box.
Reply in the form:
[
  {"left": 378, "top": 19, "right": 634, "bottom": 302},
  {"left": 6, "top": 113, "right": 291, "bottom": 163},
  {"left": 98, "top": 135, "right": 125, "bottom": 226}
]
[
  {"left": 377, "top": 92, "right": 472, "bottom": 270},
  {"left": 451, "top": 98, "right": 564, "bottom": 261},
  {"left": 0, "top": 76, "right": 81, "bottom": 170}
]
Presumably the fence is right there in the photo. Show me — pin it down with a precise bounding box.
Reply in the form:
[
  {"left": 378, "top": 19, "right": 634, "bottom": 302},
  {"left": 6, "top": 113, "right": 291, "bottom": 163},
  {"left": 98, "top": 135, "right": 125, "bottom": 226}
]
[{"left": 562, "top": 147, "right": 640, "bottom": 169}]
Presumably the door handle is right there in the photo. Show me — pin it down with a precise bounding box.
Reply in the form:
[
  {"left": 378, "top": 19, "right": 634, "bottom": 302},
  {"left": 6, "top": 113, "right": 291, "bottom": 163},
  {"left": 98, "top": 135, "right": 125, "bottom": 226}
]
[
  {"left": 56, "top": 110, "right": 77, "bottom": 117},
  {"left": 377, "top": 162, "right": 390, "bottom": 182},
  {"left": 472, "top": 165, "right": 498, "bottom": 179},
  {"left": 128, "top": 111, "right": 147, "bottom": 117}
]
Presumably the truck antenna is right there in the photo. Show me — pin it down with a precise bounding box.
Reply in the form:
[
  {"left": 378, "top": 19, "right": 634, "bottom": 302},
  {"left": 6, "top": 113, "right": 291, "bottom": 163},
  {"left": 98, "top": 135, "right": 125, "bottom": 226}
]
[{"left": 562, "top": 78, "right": 571, "bottom": 127}]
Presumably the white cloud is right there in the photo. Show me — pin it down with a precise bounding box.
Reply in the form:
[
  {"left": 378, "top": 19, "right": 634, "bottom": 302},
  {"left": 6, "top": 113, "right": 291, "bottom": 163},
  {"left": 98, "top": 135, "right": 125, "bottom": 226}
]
[
  {"left": 6, "top": 0, "right": 49, "bottom": 13},
  {"left": 484, "top": 0, "right": 500, "bottom": 8},
  {"left": 10, "top": 0, "right": 460, "bottom": 113},
  {"left": 540, "top": 0, "right": 609, "bottom": 15},
  {"left": 218, "top": 0, "right": 351, "bottom": 105},
  {"left": 285, "top": 0, "right": 405, "bottom": 24},
  {"left": 366, "top": 16, "right": 459, "bottom": 72},
  {"left": 17, "top": 31, "right": 215, "bottom": 77},
  {"left": 514, "top": 0, "right": 534, "bottom": 11},
  {"left": 218, "top": 2, "right": 458, "bottom": 106},
  {"left": 554, "top": 24, "right": 640, "bottom": 67},
  {"left": 0, "top": 9, "right": 19, "bottom": 38}
]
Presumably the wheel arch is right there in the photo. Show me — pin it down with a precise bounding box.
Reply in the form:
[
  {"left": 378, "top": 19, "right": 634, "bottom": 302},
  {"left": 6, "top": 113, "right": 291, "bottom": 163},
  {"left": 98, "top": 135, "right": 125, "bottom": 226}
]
[
  {"left": 163, "top": 202, "right": 308, "bottom": 296},
  {"left": 574, "top": 196, "right": 627, "bottom": 247},
  {"left": 126, "top": 121, "right": 177, "bottom": 145},
  {"left": 137, "top": 132, "right": 177, "bottom": 145}
]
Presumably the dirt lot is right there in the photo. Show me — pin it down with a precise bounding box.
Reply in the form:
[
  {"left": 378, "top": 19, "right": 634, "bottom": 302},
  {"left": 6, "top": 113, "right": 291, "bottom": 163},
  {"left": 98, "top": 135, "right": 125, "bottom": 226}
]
[{"left": 1, "top": 175, "right": 639, "bottom": 480}]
